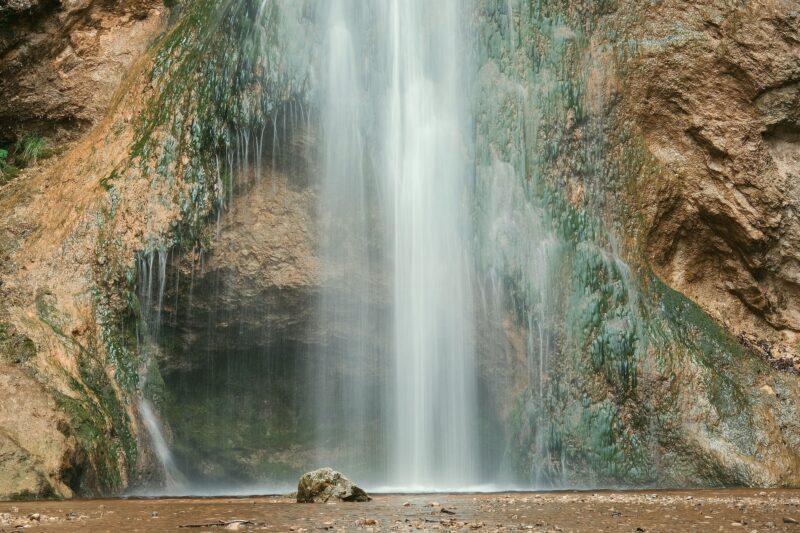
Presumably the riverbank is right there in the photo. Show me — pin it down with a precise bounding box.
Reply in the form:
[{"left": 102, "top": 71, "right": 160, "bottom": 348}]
[{"left": 1, "top": 490, "right": 799, "bottom": 532}]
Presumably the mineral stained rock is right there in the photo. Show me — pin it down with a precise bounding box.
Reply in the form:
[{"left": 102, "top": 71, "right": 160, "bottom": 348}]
[{"left": 296, "top": 468, "right": 371, "bottom": 503}]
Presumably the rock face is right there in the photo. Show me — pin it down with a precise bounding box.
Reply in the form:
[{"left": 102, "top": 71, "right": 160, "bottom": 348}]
[
  {"left": 0, "top": 361, "right": 83, "bottom": 499},
  {"left": 296, "top": 468, "right": 371, "bottom": 503},
  {"left": 0, "top": 0, "right": 166, "bottom": 499},
  {"left": 0, "top": 0, "right": 165, "bottom": 144},
  {"left": 632, "top": 0, "right": 800, "bottom": 369},
  {"left": 472, "top": 0, "right": 800, "bottom": 487}
]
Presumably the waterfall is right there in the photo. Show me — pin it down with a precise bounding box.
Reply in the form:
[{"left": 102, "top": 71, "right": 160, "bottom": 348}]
[
  {"left": 384, "top": 1, "right": 477, "bottom": 488},
  {"left": 316, "top": 0, "right": 478, "bottom": 489}
]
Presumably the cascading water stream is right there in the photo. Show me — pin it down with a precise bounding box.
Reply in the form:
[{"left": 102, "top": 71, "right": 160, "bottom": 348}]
[
  {"left": 316, "top": 0, "right": 478, "bottom": 490},
  {"left": 384, "top": 1, "right": 477, "bottom": 489}
]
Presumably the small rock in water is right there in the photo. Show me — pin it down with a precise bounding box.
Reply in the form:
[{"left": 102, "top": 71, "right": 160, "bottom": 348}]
[{"left": 296, "top": 467, "right": 371, "bottom": 503}]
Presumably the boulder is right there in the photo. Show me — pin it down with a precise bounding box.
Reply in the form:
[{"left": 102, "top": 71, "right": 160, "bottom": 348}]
[{"left": 296, "top": 468, "right": 370, "bottom": 503}]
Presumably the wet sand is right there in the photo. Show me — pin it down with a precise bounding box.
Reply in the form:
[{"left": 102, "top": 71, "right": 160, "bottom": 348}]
[{"left": 1, "top": 490, "right": 799, "bottom": 532}]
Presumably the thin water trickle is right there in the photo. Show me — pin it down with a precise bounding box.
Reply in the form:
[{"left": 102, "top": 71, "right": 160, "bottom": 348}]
[{"left": 138, "top": 398, "right": 185, "bottom": 489}]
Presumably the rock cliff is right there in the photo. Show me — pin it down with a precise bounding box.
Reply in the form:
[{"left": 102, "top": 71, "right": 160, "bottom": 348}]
[
  {"left": 633, "top": 0, "right": 800, "bottom": 370},
  {"left": 0, "top": 0, "right": 798, "bottom": 498}
]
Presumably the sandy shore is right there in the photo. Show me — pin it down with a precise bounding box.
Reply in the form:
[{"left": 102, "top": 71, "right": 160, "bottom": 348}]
[{"left": 1, "top": 490, "right": 799, "bottom": 532}]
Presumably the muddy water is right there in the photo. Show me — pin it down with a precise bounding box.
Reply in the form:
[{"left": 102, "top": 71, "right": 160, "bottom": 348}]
[{"left": 1, "top": 490, "right": 799, "bottom": 532}]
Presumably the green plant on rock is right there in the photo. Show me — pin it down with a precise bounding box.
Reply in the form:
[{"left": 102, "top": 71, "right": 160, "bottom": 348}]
[
  {"left": 15, "top": 134, "right": 50, "bottom": 167},
  {"left": 0, "top": 148, "right": 18, "bottom": 183}
]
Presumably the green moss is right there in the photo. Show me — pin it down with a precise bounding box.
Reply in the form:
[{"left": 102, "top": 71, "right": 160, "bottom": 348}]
[
  {"left": 31, "top": 286, "right": 137, "bottom": 494},
  {"left": 7, "top": 482, "right": 57, "bottom": 501},
  {"left": 143, "top": 360, "right": 167, "bottom": 407},
  {"left": 0, "top": 322, "right": 37, "bottom": 365},
  {"left": 0, "top": 147, "right": 19, "bottom": 183},
  {"left": 99, "top": 169, "right": 120, "bottom": 191},
  {"left": 54, "top": 367, "right": 136, "bottom": 495}
]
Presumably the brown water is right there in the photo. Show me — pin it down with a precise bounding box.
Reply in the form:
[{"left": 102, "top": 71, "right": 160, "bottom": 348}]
[{"left": 1, "top": 490, "right": 799, "bottom": 532}]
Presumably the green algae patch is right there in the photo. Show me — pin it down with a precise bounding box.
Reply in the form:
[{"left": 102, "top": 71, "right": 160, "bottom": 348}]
[{"left": 0, "top": 322, "right": 36, "bottom": 365}]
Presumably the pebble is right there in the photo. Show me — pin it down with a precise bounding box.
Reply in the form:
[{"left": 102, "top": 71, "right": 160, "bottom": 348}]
[{"left": 784, "top": 517, "right": 799, "bottom": 524}]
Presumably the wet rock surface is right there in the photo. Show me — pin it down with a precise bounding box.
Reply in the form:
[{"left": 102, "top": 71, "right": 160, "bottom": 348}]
[{"left": 296, "top": 468, "right": 371, "bottom": 503}]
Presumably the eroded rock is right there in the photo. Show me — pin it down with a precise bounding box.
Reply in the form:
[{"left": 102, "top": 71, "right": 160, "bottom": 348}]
[
  {"left": 632, "top": 0, "right": 800, "bottom": 357},
  {"left": 296, "top": 468, "right": 370, "bottom": 503}
]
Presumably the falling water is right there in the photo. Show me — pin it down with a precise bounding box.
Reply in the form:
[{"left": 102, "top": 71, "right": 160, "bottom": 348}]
[
  {"left": 138, "top": 398, "right": 185, "bottom": 489},
  {"left": 313, "top": 0, "right": 383, "bottom": 476},
  {"left": 384, "top": 1, "right": 477, "bottom": 488},
  {"left": 317, "top": 0, "right": 478, "bottom": 489}
]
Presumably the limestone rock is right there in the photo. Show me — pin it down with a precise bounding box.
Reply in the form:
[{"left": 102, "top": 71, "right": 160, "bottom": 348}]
[
  {"left": 0, "top": 0, "right": 165, "bottom": 143},
  {"left": 296, "top": 468, "right": 370, "bottom": 503},
  {"left": 631, "top": 0, "right": 800, "bottom": 357}
]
